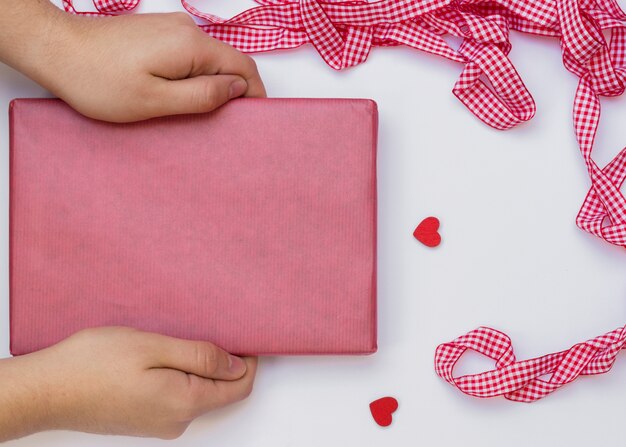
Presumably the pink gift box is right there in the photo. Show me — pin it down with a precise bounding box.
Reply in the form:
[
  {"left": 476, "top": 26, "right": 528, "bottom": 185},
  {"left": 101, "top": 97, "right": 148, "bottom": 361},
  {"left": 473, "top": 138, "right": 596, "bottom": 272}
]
[{"left": 9, "top": 98, "right": 378, "bottom": 356}]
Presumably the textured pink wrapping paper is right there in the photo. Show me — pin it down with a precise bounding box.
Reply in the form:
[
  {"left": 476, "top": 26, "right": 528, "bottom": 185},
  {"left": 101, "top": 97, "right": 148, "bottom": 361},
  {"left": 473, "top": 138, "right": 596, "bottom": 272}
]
[{"left": 9, "top": 98, "right": 377, "bottom": 356}]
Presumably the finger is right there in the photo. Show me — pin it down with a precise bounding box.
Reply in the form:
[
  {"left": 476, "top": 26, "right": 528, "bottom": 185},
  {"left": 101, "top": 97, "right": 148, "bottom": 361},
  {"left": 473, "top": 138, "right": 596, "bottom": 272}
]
[
  {"left": 146, "top": 333, "right": 248, "bottom": 381},
  {"left": 151, "top": 74, "right": 248, "bottom": 116},
  {"left": 192, "top": 357, "right": 258, "bottom": 415},
  {"left": 195, "top": 37, "right": 267, "bottom": 98}
]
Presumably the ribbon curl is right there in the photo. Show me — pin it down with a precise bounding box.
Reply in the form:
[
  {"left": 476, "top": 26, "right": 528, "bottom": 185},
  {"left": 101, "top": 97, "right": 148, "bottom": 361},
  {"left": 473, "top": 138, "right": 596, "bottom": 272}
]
[{"left": 435, "top": 326, "right": 626, "bottom": 402}]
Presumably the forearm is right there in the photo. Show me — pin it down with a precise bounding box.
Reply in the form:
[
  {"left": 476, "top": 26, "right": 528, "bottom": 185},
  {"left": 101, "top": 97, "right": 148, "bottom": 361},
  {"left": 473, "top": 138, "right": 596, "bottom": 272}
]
[
  {"left": 0, "top": 0, "right": 71, "bottom": 85},
  {"left": 0, "top": 356, "right": 51, "bottom": 442}
]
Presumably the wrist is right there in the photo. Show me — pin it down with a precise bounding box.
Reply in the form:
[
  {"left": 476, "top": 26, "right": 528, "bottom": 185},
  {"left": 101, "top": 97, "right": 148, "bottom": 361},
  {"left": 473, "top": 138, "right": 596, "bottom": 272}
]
[
  {"left": 19, "top": 4, "right": 78, "bottom": 92},
  {"left": 0, "top": 1, "right": 77, "bottom": 90},
  {"left": 0, "top": 355, "right": 55, "bottom": 441}
]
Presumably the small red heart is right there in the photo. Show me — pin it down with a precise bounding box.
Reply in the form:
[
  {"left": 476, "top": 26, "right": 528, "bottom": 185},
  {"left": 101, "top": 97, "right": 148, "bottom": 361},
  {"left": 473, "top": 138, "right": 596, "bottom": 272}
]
[
  {"left": 413, "top": 216, "right": 441, "bottom": 247},
  {"left": 369, "top": 396, "right": 398, "bottom": 427}
]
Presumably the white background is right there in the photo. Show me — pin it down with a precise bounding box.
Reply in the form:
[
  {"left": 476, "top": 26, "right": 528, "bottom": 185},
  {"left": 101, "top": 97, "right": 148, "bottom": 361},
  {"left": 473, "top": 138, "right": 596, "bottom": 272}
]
[{"left": 2, "top": 0, "right": 626, "bottom": 446}]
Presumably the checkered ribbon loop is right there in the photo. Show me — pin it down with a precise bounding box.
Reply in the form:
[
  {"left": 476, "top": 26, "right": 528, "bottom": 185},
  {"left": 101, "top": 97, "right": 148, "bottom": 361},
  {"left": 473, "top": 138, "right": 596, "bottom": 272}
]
[
  {"left": 62, "top": 0, "right": 139, "bottom": 15},
  {"left": 569, "top": 25, "right": 626, "bottom": 245},
  {"left": 453, "top": 40, "right": 535, "bottom": 130},
  {"left": 435, "top": 326, "right": 626, "bottom": 402}
]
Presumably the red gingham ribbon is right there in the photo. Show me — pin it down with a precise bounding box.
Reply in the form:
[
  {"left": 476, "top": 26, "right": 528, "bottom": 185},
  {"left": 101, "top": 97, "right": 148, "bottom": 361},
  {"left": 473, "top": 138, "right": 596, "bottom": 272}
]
[
  {"left": 62, "top": 0, "right": 139, "bottom": 15},
  {"left": 435, "top": 326, "right": 626, "bottom": 402},
  {"left": 61, "top": 0, "right": 626, "bottom": 401}
]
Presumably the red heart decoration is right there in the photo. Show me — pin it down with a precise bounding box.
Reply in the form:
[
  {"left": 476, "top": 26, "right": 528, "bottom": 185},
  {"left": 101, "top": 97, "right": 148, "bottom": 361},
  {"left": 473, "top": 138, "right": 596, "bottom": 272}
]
[
  {"left": 369, "top": 396, "right": 398, "bottom": 427},
  {"left": 413, "top": 216, "right": 441, "bottom": 247}
]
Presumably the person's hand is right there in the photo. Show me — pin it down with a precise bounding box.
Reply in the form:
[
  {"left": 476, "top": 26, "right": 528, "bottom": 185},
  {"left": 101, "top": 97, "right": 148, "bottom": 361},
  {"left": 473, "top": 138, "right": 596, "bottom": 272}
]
[
  {"left": 19, "top": 9, "right": 266, "bottom": 122},
  {"left": 0, "top": 327, "right": 257, "bottom": 441}
]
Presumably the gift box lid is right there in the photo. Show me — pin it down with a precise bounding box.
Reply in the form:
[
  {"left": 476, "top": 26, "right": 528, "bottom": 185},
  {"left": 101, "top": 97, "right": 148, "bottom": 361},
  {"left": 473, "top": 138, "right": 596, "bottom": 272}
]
[{"left": 9, "top": 97, "right": 377, "bottom": 356}]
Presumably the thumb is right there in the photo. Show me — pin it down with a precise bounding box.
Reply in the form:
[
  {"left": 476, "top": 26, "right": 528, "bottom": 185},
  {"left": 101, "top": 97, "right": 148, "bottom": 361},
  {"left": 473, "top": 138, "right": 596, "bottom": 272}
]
[
  {"left": 147, "top": 334, "right": 248, "bottom": 381},
  {"left": 153, "top": 74, "right": 248, "bottom": 116}
]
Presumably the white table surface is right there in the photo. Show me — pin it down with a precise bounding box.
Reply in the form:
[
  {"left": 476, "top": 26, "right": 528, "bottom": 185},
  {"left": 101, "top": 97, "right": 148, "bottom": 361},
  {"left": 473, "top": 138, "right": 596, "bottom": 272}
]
[{"left": 2, "top": 1, "right": 626, "bottom": 446}]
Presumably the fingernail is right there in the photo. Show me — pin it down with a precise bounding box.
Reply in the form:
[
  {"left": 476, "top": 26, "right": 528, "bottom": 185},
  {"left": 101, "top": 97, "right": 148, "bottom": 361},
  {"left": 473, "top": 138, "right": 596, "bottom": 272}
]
[
  {"left": 228, "top": 355, "right": 247, "bottom": 374},
  {"left": 229, "top": 79, "right": 247, "bottom": 99}
]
